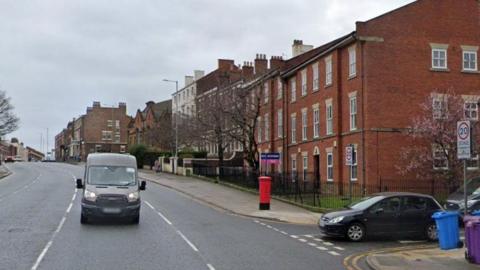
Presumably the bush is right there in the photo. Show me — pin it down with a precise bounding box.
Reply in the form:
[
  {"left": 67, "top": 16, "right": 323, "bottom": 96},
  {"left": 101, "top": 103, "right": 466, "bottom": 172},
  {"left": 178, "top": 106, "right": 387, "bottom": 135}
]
[
  {"left": 144, "top": 151, "right": 171, "bottom": 167},
  {"left": 178, "top": 151, "right": 208, "bottom": 159},
  {"left": 129, "top": 144, "right": 147, "bottom": 168}
]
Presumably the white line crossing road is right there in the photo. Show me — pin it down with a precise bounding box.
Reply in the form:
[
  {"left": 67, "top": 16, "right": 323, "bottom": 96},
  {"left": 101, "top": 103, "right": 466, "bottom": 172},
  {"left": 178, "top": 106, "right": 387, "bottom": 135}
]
[{"left": 253, "top": 220, "right": 345, "bottom": 257}]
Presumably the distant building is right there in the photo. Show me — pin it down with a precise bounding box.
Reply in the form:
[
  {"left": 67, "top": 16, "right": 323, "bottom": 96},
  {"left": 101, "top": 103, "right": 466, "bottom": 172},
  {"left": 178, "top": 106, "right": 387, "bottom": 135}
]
[
  {"left": 26, "top": 147, "right": 44, "bottom": 161},
  {"left": 172, "top": 70, "right": 204, "bottom": 118},
  {"left": 55, "top": 102, "right": 131, "bottom": 161}
]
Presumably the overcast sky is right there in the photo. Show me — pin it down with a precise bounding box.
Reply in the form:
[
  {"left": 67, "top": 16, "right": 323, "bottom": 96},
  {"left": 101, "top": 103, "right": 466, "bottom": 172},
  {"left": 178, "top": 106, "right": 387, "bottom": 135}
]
[{"left": 0, "top": 0, "right": 414, "bottom": 153}]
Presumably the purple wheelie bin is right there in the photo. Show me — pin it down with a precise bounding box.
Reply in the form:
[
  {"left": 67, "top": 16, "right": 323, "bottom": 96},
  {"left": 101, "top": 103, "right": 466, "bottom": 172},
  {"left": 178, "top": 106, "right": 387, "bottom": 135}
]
[{"left": 464, "top": 213, "right": 480, "bottom": 264}]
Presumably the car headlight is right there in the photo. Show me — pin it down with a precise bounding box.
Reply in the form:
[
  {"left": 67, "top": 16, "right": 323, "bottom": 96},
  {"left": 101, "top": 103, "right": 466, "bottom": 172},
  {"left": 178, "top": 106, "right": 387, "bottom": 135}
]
[
  {"left": 84, "top": 190, "right": 97, "bottom": 202},
  {"left": 127, "top": 191, "right": 139, "bottom": 202},
  {"left": 328, "top": 216, "right": 345, "bottom": 224}
]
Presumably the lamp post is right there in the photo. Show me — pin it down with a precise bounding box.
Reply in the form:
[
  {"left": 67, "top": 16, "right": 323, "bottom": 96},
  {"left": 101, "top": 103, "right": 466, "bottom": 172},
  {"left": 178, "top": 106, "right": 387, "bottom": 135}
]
[{"left": 163, "top": 79, "right": 179, "bottom": 174}]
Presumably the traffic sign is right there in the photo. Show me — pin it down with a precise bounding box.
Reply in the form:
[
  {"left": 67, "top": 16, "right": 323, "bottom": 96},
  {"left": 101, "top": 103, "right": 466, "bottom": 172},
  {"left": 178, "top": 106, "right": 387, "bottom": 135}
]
[
  {"left": 345, "top": 146, "right": 353, "bottom": 166},
  {"left": 457, "top": 121, "right": 471, "bottom": 159}
]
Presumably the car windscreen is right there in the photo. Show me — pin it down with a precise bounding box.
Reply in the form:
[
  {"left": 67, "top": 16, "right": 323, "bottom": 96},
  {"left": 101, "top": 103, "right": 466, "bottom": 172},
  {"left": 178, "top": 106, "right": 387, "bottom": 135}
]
[
  {"left": 450, "top": 177, "right": 480, "bottom": 198},
  {"left": 348, "top": 196, "right": 385, "bottom": 210},
  {"left": 88, "top": 166, "right": 136, "bottom": 186}
]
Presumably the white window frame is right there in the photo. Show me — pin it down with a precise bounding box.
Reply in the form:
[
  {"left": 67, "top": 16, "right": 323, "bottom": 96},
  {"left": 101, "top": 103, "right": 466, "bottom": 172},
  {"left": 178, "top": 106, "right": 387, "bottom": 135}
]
[
  {"left": 312, "top": 64, "right": 319, "bottom": 91},
  {"left": 463, "top": 50, "right": 478, "bottom": 72},
  {"left": 433, "top": 97, "right": 447, "bottom": 120},
  {"left": 349, "top": 46, "right": 356, "bottom": 77},
  {"left": 277, "top": 78, "right": 283, "bottom": 100},
  {"left": 302, "top": 109, "right": 307, "bottom": 141},
  {"left": 264, "top": 82, "right": 269, "bottom": 104},
  {"left": 301, "top": 69, "right": 307, "bottom": 96},
  {"left": 264, "top": 113, "right": 269, "bottom": 142},
  {"left": 350, "top": 146, "right": 358, "bottom": 181},
  {"left": 313, "top": 108, "right": 320, "bottom": 138},
  {"left": 432, "top": 48, "right": 447, "bottom": 69},
  {"left": 326, "top": 103, "right": 333, "bottom": 135},
  {"left": 257, "top": 116, "right": 262, "bottom": 143},
  {"left": 277, "top": 109, "right": 283, "bottom": 138},
  {"left": 467, "top": 154, "right": 479, "bottom": 171},
  {"left": 290, "top": 78, "right": 296, "bottom": 102},
  {"left": 291, "top": 157, "right": 297, "bottom": 180},
  {"left": 349, "top": 96, "right": 357, "bottom": 131},
  {"left": 325, "top": 56, "right": 332, "bottom": 86},
  {"left": 303, "top": 155, "right": 308, "bottom": 181},
  {"left": 327, "top": 152, "right": 333, "bottom": 181},
  {"left": 291, "top": 115, "right": 296, "bottom": 143},
  {"left": 465, "top": 101, "right": 479, "bottom": 121},
  {"left": 432, "top": 145, "right": 448, "bottom": 170}
]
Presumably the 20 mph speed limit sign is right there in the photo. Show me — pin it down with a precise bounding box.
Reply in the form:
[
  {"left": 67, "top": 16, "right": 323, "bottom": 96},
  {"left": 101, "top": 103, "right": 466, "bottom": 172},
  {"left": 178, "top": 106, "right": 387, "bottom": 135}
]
[{"left": 457, "top": 121, "right": 471, "bottom": 159}]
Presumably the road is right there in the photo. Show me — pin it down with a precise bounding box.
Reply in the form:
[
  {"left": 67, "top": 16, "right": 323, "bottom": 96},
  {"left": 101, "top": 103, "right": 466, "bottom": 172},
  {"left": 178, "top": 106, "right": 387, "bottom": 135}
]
[{"left": 0, "top": 162, "right": 418, "bottom": 270}]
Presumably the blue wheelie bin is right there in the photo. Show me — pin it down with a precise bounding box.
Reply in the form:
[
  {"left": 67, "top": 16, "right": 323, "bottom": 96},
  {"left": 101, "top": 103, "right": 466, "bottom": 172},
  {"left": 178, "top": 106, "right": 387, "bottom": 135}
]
[{"left": 432, "top": 211, "right": 462, "bottom": 250}]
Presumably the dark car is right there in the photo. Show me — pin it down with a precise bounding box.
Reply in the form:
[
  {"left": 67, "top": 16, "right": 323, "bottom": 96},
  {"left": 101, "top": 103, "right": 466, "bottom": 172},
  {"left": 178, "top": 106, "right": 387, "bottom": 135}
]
[
  {"left": 318, "top": 192, "right": 442, "bottom": 242},
  {"left": 445, "top": 177, "right": 480, "bottom": 217}
]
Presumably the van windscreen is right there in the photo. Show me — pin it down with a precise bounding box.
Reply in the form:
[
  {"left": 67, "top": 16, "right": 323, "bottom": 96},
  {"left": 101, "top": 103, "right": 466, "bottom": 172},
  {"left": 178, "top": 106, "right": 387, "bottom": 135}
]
[{"left": 88, "top": 166, "right": 136, "bottom": 186}]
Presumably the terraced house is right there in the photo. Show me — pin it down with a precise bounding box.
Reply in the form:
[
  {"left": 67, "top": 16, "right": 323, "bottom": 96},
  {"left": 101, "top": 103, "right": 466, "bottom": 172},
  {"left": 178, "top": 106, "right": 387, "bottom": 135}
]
[{"left": 256, "top": 0, "right": 480, "bottom": 191}]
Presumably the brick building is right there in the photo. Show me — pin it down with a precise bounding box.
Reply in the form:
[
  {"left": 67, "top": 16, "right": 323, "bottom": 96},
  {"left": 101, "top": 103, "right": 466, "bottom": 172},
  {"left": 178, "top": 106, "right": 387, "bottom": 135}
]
[
  {"left": 128, "top": 100, "right": 172, "bottom": 151},
  {"left": 55, "top": 102, "right": 131, "bottom": 161},
  {"left": 256, "top": 0, "right": 480, "bottom": 190}
]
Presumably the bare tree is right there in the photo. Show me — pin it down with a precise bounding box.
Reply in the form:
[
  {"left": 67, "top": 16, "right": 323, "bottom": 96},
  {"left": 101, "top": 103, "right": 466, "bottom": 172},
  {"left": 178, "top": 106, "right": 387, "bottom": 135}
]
[
  {"left": 0, "top": 90, "right": 19, "bottom": 136},
  {"left": 397, "top": 89, "right": 480, "bottom": 189}
]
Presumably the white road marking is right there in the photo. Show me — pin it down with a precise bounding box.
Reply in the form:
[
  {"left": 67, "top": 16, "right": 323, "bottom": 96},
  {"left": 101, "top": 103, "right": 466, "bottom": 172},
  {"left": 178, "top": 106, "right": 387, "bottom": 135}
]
[
  {"left": 260, "top": 222, "right": 266, "bottom": 226},
  {"left": 304, "top": 235, "right": 313, "bottom": 238},
  {"left": 323, "top": 242, "right": 334, "bottom": 246},
  {"left": 290, "top": 235, "right": 299, "bottom": 239},
  {"left": 72, "top": 193, "right": 76, "bottom": 201},
  {"left": 313, "top": 238, "right": 323, "bottom": 242},
  {"left": 266, "top": 225, "right": 272, "bottom": 229},
  {"left": 280, "top": 231, "right": 288, "bottom": 235},
  {"left": 328, "top": 251, "right": 341, "bottom": 256},
  {"left": 316, "top": 246, "right": 328, "bottom": 251},
  {"left": 333, "top": 246, "right": 345, "bottom": 251},
  {"left": 207, "top": 264, "right": 215, "bottom": 270},
  {"left": 254, "top": 220, "right": 260, "bottom": 223},
  {"left": 66, "top": 203, "right": 73, "bottom": 213},
  {"left": 177, "top": 230, "right": 199, "bottom": 252},
  {"left": 308, "top": 242, "right": 317, "bottom": 247},
  {"left": 144, "top": 201, "right": 173, "bottom": 225},
  {"left": 144, "top": 201, "right": 156, "bottom": 210},
  {"left": 298, "top": 239, "right": 307, "bottom": 242}
]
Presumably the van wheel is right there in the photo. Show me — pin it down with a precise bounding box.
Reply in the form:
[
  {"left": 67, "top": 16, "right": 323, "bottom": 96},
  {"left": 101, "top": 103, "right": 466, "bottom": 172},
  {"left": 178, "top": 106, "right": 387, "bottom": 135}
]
[
  {"left": 425, "top": 223, "right": 437, "bottom": 241},
  {"left": 80, "top": 214, "right": 89, "bottom": 225},
  {"left": 346, "top": 223, "right": 365, "bottom": 242},
  {"left": 131, "top": 215, "right": 140, "bottom": 224}
]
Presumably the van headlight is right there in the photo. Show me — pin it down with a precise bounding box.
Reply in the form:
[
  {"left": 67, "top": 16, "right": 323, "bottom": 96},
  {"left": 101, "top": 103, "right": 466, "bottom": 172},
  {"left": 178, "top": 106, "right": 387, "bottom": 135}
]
[
  {"left": 328, "top": 216, "right": 345, "bottom": 224},
  {"left": 127, "top": 191, "right": 139, "bottom": 202},
  {"left": 84, "top": 190, "right": 97, "bottom": 202}
]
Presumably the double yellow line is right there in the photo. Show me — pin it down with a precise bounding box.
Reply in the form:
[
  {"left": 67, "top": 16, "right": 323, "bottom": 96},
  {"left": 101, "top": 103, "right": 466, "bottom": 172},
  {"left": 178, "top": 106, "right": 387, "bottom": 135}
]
[{"left": 343, "top": 244, "right": 436, "bottom": 270}]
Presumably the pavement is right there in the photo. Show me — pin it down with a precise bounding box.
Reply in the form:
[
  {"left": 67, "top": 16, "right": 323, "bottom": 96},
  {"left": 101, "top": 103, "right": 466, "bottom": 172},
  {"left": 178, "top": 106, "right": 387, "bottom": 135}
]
[
  {"left": 138, "top": 170, "right": 322, "bottom": 225},
  {"left": 366, "top": 247, "right": 480, "bottom": 270},
  {"left": 0, "top": 164, "right": 11, "bottom": 179}
]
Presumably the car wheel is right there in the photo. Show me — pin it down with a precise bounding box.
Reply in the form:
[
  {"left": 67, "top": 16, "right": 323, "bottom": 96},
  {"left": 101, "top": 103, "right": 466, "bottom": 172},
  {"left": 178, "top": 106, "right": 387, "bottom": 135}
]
[
  {"left": 425, "top": 223, "right": 437, "bottom": 241},
  {"left": 131, "top": 214, "right": 140, "bottom": 225},
  {"left": 80, "top": 214, "right": 89, "bottom": 225},
  {"left": 346, "top": 223, "right": 365, "bottom": 242}
]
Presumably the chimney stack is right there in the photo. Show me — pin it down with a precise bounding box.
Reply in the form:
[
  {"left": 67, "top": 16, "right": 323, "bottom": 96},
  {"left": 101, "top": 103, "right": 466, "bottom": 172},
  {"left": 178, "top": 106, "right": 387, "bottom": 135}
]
[
  {"left": 242, "top": 61, "right": 254, "bottom": 79},
  {"left": 93, "top": 101, "right": 101, "bottom": 108},
  {"left": 292, "top": 40, "right": 314, "bottom": 57},
  {"left": 254, "top": 53, "right": 268, "bottom": 74},
  {"left": 269, "top": 56, "right": 284, "bottom": 70},
  {"left": 194, "top": 70, "right": 205, "bottom": 80},
  {"left": 184, "top": 75, "right": 194, "bottom": 86},
  {"left": 218, "top": 59, "right": 235, "bottom": 71}
]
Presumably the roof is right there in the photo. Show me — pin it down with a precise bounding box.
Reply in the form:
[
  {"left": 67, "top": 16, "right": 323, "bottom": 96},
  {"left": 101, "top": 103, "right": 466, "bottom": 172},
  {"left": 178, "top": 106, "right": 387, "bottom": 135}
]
[
  {"left": 150, "top": 100, "right": 171, "bottom": 119},
  {"left": 87, "top": 153, "right": 137, "bottom": 167},
  {"left": 372, "top": 192, "right": 435, "bottom": 198}
]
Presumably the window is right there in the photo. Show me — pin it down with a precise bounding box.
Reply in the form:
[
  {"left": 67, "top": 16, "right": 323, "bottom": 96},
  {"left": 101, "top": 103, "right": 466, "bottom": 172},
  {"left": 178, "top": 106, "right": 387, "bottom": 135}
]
[
  {"left": 433, "top": 97, "right": 447, "bottom": 119},
  {"left": 350, "top": 146, "right": 358, "bottom": 181},
  {"left": 115, "top": 120, "right": 120, "bottom": 130},
  {"left": 325, "top": 57, "right": 332, "bottom": 86},
  {"left": 107, "top": 120, "right": 113, "bottom": 127},
  {"left": 370, "top": 197, "right": 401, "bottom": 214},
  {"left": 290, "top": 78, "right": 296, "bottom": 102},
  {"left": 350, "top": 96, "right": 357, "bottom": 130},
  {"left": 312, "top": 64, "right": 319, "bottom": 91},
  {"left": 463, "top": 51, "right": 477, "bottom": 71},
  {"left": 102, "top": 131, "right": 112, "bottom": 141},
  {"left": 303, "top": 155, "right": 308, "bottom": 181},
  {"left": 277, "top": 109, "right": 283, "bottom": 138},
  {"left": 403, "top": 197, "right": 427, "bottom": 213},
  {"left": 291, "top": 158, "right": 297, "bottom": 180},
  {"left": 291, "top": 115, "right": 296, "bottom": 143},
  {"left": 115, "top": 132, "right": 120, "bottom": 143},
  {"left": 120, "top": 145, "right": 126, "bottom": 153},
  {"left": 277, "top": 151, "right": 282, "bottom": 173},
  {"left": 467, "top": 154, "right": 479, "bottom": 171},
  {"left": 301, "top": 69, "right": 307, "bottom": 96},
  {"left": 327, "top": 152, "right": 333, "bottom": 181},
  {"left": 277, "top": 78, "right": 283, "bottom": 100},
  {"left": 302, "top": 109, "right": 307, "bottom": 141},
  {"left": 432, "top": 48, "right": 447, "bottom": 69},
  {"left": 326, "top": 103, "right": 333, "bottom": 135},
  {"left": 433, "top": 145, "right": 448, "bottom": 170},
  {"left": 465, "top": 102, "right": 478, "bottom": 121},
  {"left": 264, "top": 82, "right": 269, "bottom": 104},
  {"left": 257, "top": 117, "right": 262, "bottom": 143},
  {"left": 264, "top": 113, "right": 269, "bottom": 142},
  {"left": 349, "top": 46, "right": 356, "bottom": 77},
  {"left": 313, "top": 108, "right": 319, "bottom": 138}
]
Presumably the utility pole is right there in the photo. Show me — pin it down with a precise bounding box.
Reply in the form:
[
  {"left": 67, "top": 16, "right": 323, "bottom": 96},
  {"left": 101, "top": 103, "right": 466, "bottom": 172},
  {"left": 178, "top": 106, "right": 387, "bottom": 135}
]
[
  {"left": 46, "top": 128, "right": 49, "bottom": 158},
  {"left": 163, "top": 79, "right": 179, "bottom": 174}
]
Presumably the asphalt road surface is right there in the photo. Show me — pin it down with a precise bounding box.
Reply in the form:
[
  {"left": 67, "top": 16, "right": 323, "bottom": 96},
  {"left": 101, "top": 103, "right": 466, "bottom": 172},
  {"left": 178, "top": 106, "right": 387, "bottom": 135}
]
[{"left": 0, "top": 162, "right": 417, "bottom": 270}]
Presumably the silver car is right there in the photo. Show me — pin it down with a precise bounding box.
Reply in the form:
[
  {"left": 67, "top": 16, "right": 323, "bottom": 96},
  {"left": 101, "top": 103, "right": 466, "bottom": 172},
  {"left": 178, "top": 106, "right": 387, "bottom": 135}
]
[{"left": 76, "top": 153, "right": 146, "bottom": 224}]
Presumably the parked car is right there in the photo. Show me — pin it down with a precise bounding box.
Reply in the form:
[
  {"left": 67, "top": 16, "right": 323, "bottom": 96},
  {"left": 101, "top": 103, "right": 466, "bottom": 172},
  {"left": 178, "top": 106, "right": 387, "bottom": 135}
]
[
  {"left": 318, "top": 192, "right": 442, "bottom": 242},
  {"left": 4, "top": 156, "right": 14, "bottom": 163},
  {"left": 445, "top": 177, "right": 480, "bottom": 218}
]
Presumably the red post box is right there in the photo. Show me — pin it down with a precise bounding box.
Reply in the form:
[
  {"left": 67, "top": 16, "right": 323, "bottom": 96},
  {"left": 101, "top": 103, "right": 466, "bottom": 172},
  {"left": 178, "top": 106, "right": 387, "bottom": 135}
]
[{"left": 259, "top": 176, "right": 272, "bottom": 210}]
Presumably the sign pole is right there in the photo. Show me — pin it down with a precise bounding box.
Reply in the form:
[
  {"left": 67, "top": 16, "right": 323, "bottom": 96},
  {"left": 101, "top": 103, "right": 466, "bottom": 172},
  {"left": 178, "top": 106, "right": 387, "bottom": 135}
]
[{"left": 464, "top": 159, "right": 468, "bottom": 217}]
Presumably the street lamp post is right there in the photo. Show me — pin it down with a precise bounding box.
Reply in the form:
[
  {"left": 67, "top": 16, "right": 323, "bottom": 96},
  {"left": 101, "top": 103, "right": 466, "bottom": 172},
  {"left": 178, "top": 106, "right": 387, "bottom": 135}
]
[{"left": 163, "top": 79, "right": 179, "bottom": 174}]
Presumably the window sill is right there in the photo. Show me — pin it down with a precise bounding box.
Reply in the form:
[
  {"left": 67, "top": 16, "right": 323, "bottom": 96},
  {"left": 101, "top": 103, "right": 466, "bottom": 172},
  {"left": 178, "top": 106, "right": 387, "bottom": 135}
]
[
  {"left": 430, "top": 68, "right": 450, "bottom": 73},
  {"left": 312, "top": 89, "right": 319, "bottom": 93},
  {"left": 326, "top": 179, "right": 334, "bottom": 183},
  {"left": 348, "top": 74, "right": 357, "bottom": 80},
  {"left": 462, "top": 70, "right": 480, "bottom": 74},
  {"left": 325, "top": 84, "right": 333, "bottom": 89}
]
